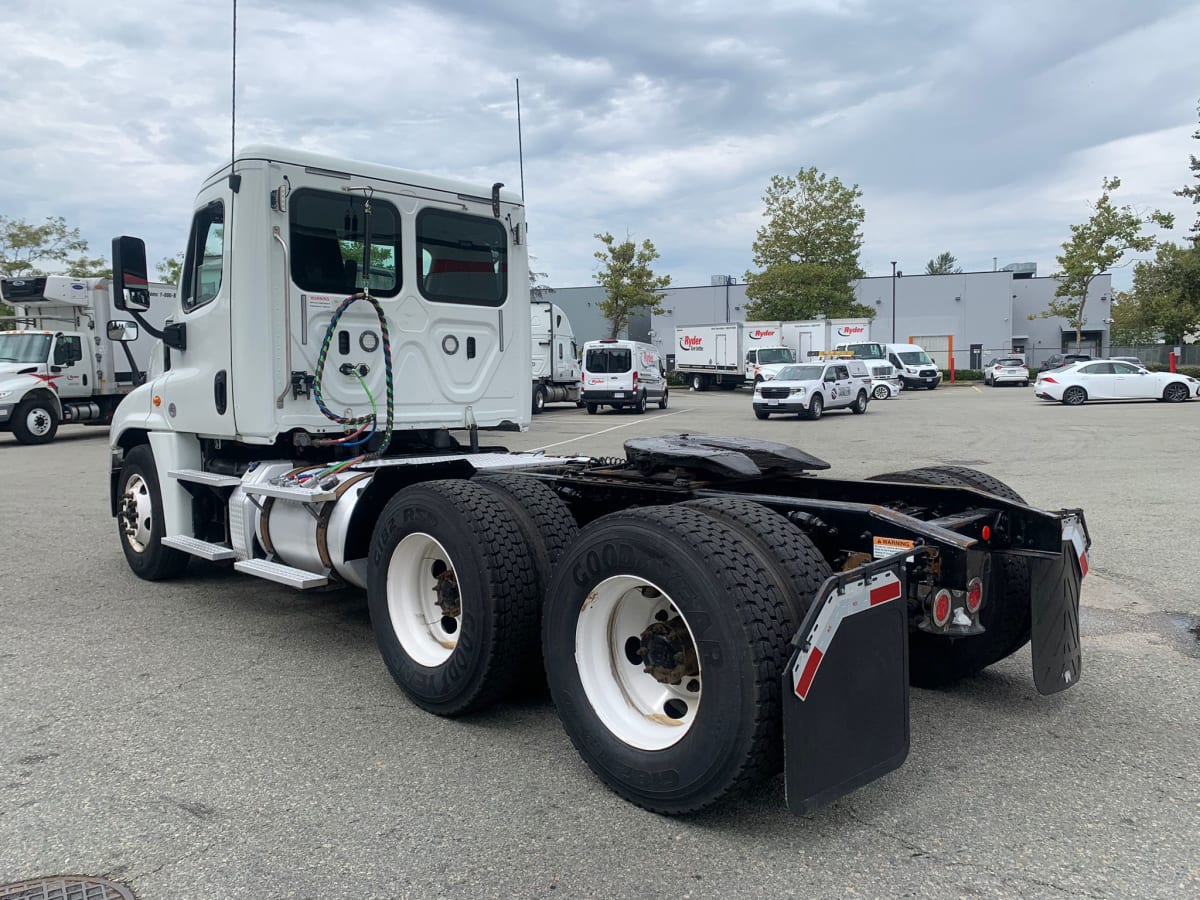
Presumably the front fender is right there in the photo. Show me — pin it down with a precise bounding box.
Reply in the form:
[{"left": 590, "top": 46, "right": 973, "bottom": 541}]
[
  {"left": 109, "top": 380, "right": 170, "bottom": 450},
  {"left": 0, "top": 375, "right": 63, "bottom": 419}
]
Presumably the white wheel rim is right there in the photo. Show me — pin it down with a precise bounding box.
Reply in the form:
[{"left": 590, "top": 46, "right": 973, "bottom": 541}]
[
  {"left": 26, "top": 406, "right": 52, "bottom": 436},
  {"left": 575, "top": 575, "right": 701, "bottom": 750},
  {"left": 387, "top": 532, "right": 461, "bottom": 667},
  {"left": 874, "top": 386, "right": 888, "bottom": 399},
  {"left": 120, "top": 473, "right": 154, "bottom": 553}
]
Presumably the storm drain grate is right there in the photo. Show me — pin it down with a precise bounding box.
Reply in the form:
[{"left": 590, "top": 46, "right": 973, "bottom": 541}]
[{"left": 0, "top": 876, "right": 135, "bottom": 900}]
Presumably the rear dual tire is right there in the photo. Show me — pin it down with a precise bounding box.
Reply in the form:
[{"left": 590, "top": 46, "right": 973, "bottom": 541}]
[{"left": 543, "top": 502, "right": 829, "bottom": 813}]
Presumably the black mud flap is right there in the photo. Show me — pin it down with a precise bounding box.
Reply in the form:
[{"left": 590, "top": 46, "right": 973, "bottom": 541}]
[
  {"left": 783, "top": 550, "right": 926, "bottom": 816},
  {"left": 1028, "top": 515, "right": 1087, "bottom": 695}
]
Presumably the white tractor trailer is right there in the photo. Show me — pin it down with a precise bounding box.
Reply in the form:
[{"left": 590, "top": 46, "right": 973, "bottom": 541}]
[{"left": 105, "top": 146, "right": 1090, "bottom": 815}]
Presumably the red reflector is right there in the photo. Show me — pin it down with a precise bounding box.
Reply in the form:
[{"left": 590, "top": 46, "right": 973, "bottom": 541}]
[
  {"left": 966, "top": 577, "right": 983, "bottom": 613},
  {"left": 795, "top": 647, "right": 824, "bottom": 700},
  {"left": 1079, "top": 552, "right": 1088, "bottom": 577},
  {"left": 932, "top": 590, "right": 952, "bottom": 627},
  {"left": 870, "top": 581, "right": 902, "bottom": 606},
  {"left": 981, "top": 525, "right": 991, "bottom": 541}
]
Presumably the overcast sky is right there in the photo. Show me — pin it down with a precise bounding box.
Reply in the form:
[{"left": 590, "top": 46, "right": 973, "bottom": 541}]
[{"left": 2, "top": 0, "right": 1197, "bottom": 290}]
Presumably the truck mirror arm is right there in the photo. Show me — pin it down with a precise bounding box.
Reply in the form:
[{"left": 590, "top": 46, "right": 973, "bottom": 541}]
[
  {"left": 117, "top": 340, "right": 146, "bottom": 386},
  {"left": 124, "top": 309, "right": 187, "bottom": 351}
]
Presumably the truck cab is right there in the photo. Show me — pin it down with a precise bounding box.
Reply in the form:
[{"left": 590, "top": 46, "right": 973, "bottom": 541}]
[
  {"left": 745, "top": 345, "right": 796, "bottom": 383},
  {"left": 0, "top": 321, "right": 92, "bottom": 444}
]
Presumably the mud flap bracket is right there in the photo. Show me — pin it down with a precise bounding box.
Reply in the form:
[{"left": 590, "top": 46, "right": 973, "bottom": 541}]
[{"left": 783, "top": 548, "right": 928, "bottom": 816}]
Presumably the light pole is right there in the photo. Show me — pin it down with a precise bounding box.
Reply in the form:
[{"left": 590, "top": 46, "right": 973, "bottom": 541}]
[{"left": 890, "top": 261, "right": 897, "bottom": 343}]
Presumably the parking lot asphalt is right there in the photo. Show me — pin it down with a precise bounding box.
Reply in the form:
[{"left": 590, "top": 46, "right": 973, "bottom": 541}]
[{"left": 2, "top": 385, "right": 1198, "bottom": 899}]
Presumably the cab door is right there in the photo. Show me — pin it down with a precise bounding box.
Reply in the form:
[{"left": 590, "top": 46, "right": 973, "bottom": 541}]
[
  {"left": 160, "top": 192, "right": 234, "bottom": 436},
  {"left": 52, "top": 334, "right": 91, "bottom": 399}
]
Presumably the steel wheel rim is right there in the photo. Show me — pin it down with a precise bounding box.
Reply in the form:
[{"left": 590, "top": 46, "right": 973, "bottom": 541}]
[
  {"left": 120, "top": 473, "right": 154, "bottom": 553},
  {"left": 387, "top": 532, "right": 461, "bottom": 667},
  {"left": 576, "top": 575, "right": 701, "bottom": 750},
  {"left": 25, "top": 406, "right": 52, "bottom": 436}
]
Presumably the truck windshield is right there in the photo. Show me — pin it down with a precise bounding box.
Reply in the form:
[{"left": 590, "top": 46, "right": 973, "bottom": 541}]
[
  {"left": 756, "top": 348, "right": 795, "bottom": 365},
  {"left": 586, "top": 347, "right": 632, "bottom": 373},
  {"left": 0, "top": 333, "right": 51, "bottom": 363},
  {"left": 776, "top": 365, "right": 824, "bottom": 381},
  {"left": 898, "top": 351, "right": 933, "bottom": 366},
  {"left": 844, "top": 343, "right": 884, "bottom": 359}
]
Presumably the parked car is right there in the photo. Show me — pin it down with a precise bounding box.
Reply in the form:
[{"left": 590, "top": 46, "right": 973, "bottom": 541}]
[
  {"left": 1034, "top": 360, "right": 1200, "bottom": 405},
  {"left": 983, "top": 356, "right": 1030, "bottom": 387},
  {"left": 864, "top": 359, "right": 901, "bottom": 399},
  {"left": 1109, "top": 356, "right": 1144, "bottom": 367},
  {"left": 1038, "top": 353, "right": 1092, "bottom": 374},
  {"left": 752, "top": 360, "right": 872, "bottom": 420}
]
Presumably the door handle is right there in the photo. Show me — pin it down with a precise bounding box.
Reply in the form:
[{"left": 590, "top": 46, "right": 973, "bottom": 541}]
[{"left": 214, "top": 370, "right": 228, "bottom": 415}]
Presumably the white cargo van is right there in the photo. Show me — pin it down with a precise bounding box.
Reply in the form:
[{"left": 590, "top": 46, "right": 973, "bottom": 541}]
[
  {"left": 885, "top": 343, "right": 941, "bottom": 390},
  {"left": 580, "top": 339, "right": 667, "bottom": 414}
]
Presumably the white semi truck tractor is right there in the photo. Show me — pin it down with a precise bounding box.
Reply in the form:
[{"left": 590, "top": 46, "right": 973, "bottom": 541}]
[{"left": 106, "top": 145, "right": 1090, "bottom": 815}]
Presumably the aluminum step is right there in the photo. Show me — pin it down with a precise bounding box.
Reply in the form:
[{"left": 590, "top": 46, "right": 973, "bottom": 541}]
[
  {"left": 161, "top": 535, "right": 237, "bottom": 561},
  {"left": 240, "top": 482, "right": 337, "bottom": 503},
  {"left": 169, "top": 468, "right": 243, "bottom": 488},
  {"left": 234, "top": 559, "right": 330, "bottom": 589}
]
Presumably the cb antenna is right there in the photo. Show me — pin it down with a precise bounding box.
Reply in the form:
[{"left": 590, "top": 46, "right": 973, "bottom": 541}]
[
  {"left": 228, "top": 0, "right": 241, "bottom": 191},
  {"left": 515, "top": 77, "right": 525, "bottom": 201}
]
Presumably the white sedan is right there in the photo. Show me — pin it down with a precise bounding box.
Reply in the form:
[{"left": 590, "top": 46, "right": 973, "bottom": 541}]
[
  {"left": 984, "top": 357, "right": 1030, "bottom": 387},
  {"left": 1034, "top": 360, "right": 1200, "bottom": 405}
]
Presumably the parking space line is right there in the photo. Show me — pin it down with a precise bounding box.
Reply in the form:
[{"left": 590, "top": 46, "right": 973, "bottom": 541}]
[{"left": 534, "top": 408, "right": 689, "bottom": 451}]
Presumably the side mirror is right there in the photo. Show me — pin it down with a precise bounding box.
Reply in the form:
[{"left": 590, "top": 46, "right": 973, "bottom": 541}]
[
  {"left": 107, "top": 320, "right": 139, "bottom": 342},
  {"left": 111, "top": 235, "right": 151, "bottom": 312}
]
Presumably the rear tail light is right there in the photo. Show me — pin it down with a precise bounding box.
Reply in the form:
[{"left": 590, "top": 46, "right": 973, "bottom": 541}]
[
  {"left": 966, "top": 578, "right": 983, "bottom": 613},
  {"left": 632, "top": 370, "right": 639, "bottom": 386},
  {"left": 1043, "top": 376, "right": 1058, "bottom": 384},
  {"left": 931, "top": 589, "right": 952, "bottom": 628}
]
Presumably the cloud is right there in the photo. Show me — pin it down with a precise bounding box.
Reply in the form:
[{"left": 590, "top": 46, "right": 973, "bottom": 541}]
[{"left": 0, "top": 0, "right": 1195, "bottom": 291}]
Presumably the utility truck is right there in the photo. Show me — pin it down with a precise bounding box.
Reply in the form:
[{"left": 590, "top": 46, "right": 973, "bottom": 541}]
[
  {"left": 106, "top": 145, "right": 1089, "bottom": 816},
  {"left": 0, "top": 275, "right": 171, "bottom": 444},
  {"left": 530, "top": 299, "right": 579, "bottom": 413}
]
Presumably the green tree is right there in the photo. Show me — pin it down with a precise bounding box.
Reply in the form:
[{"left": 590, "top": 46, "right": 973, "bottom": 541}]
[
  {"left": 0, "top": 215, "right": 107, "bottom": 278},
  {"left": 1107, "top": 289, "right": 1159, "bottom": 344},
  {"left": 1045, "top": 177, "right": 1173, "bottom": 352},
  {"left": 1175, "top": 99, "right": 1200, "bottom": 243},
  {"left": 743, "top": 167, "right": 872, "bottom": 321},
  {"left": 157, "top": 253, "right": 184, "bottom": 285},
  {"left": 593, "top": 232, "right": 670, "bottom": 339},
  {"left": 1129, "top": 242, "right": 1200, "bottom": 344},
  {"left": 925, "top": 251, "right": 962, "bottom": 275}
]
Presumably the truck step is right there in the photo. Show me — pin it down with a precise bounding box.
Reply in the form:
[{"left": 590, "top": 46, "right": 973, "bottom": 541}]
[
  {"left": 234, "top": 559, "right": 330, "bottom": 589},
  {"left": 169, "top": 469, "right": 243, "bottom": 488},
  {"left": 240, "top": 482, "right": 337, "bottom": 503},
  {"left": 161, "top": 535, "right": 237, "bottom": 561}
]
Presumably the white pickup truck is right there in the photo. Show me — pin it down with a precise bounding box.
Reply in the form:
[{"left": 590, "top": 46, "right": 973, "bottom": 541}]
[{"left": 752, "top": 359, "right": 873, "bottom": 420}]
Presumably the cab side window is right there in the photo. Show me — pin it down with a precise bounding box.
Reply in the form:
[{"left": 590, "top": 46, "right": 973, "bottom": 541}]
[
  {"left": 182, "top": 201, "right": 225, "bottom": 313},
  {"left": 290, "top": 190, "right": 402, "bottom": 297},
  {"left": 54, "top": 335, "right": 82, "bottom": 366}
]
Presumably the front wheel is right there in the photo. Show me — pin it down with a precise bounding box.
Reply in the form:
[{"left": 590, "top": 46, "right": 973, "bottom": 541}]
[
  {"left": 11, "top": 397, "right": 59, "bottom": 445},
  {"left": 543, "top": 506, "right": 793, "bottom": 814},
  {"left": 1062, "top": 386, "right": 1087, "bottom": 406},
  {"left": 872, "top": 384, "right": 890, "bottom": 400},
  {"left": 851, "top": 390, "right": 868, "bottom": 414},
  {"left": 1163, "top": 382, "right": 1190, "bottom": 403},
  {"left": 754, "top": 409, "right": 769, "bottom": 420},
  {"left": 806, "top": 394, "right": 823, "bottom": 420},
  {"left": 116, "top": 444, "right": 189, "bottom": 581},
  {"left": 532, "top": 385, "right": 547, "bottom": 414}
]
